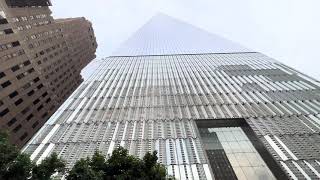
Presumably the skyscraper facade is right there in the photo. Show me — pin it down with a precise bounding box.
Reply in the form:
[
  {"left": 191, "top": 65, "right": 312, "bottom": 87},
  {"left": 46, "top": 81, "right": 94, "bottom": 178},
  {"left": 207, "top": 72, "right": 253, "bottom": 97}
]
[
  {"left": 0, "top": 0, "right": 97, "bottom": 147},
  {"left": 24, "top": 15, "right": 320, "bottom": 179}
]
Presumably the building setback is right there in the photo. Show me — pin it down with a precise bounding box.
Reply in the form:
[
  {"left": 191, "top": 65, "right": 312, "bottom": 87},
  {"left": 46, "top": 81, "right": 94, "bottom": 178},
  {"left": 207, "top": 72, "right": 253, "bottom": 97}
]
[
  {"left": 0, "top": 0, "right": 97, "bottom": 147},
  {"left": 24, "top": 14, "right": 320, "bottom": 179}
]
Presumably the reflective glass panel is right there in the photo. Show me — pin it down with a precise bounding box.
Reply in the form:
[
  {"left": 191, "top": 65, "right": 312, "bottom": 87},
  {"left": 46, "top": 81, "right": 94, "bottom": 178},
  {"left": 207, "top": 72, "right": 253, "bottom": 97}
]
[{"left": 199, "top": 126, "right": 276, "bottom": 180}]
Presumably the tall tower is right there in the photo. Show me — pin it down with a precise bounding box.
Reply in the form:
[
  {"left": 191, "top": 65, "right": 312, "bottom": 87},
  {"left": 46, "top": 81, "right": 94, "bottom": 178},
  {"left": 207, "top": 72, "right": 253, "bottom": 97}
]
[
  {"left": 24, "top": 14, "right": 320, "bottom": 179},
  {"left": 0, "top": 0, "right": 97, "bottom": 147}
]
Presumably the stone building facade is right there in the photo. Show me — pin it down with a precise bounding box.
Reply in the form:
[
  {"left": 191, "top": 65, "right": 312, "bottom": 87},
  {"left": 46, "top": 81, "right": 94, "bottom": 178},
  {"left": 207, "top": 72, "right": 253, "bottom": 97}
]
[{"left": 0, "top": 0, "right": 97, "bottom": 147}]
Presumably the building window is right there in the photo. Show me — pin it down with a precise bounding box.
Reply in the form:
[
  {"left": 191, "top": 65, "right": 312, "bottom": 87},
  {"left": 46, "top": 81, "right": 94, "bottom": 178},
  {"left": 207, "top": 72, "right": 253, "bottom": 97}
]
[
  {"left": 1, "top": 80, "right": 11, "bottom": 88},
  {"left": 21, "top": 107, "right": 30, "bottom": 115},
  {"left": 9, "top": 91, "right": 18, "bottom": 98},
  {"left": 27, "top": 68, "right": 35, "bottom": 74},
  {"left": 37, "top": 84, "right": 44, "bottom": 89},
  {"left": 13, "top": 124, "right": 22, "bottom": 133},
  {"left": 33, "top": 99, "right": 40, "bottom": 105},
  {"left": 42, "top": 92, "right": 48, "bottom": 97},
  {"left": 11, "top": 65, "right": 20, "bottom": 72},
  {"left": 0, "top": 108, "right": 9, "bottom": 117},
  {"left": 19, "top": 133, "right": 28, "bottom": 141},
  {"left": 12, "top": 41, "right": 20, "bottom": 47},
  {"left": 27, "top": 90, "right": 35, "bottom": 96},
  {"left": 14, "top": 98, "right": 23, "bottom": 106},
  {"left": 0, "top": 72, "right": 5, "bottom": 79},
  {"left": 0, "top": 18, "right": 8, "bottom": 25},
  {"left": 16, "top": 73, "right": 25, "bottom": 80},
  {"left": 23, "top": 60, "right": 31, "bottom": 66},
  {"left": 37, "top": 105, "right": 44, "bottom": 111},
  {"left": 33, "top": 77, "right": 40, "bottom": 83},
  {"left": 22, "top": 83, "right": 31, "bottom": 90},
  {"left": 196, "top": 118, "right": 284, "bottom": 180},
  {"left": 32, "top": 121, "right": 39, "bottom": 129},
  {"left": 45, "top": 98, "right": 51, "bottom": 103},
  {"left": 26, "top": 114, "right": 34, "bottom": 121},
  {"left": 41, "top": 112, "right": 48, "bottom": 118},
  {"left": 7, "top": 118, "right": 17, "bottom": 127},
  {"left": 4, "top": 29, "right": 13, "bottom": 34}
]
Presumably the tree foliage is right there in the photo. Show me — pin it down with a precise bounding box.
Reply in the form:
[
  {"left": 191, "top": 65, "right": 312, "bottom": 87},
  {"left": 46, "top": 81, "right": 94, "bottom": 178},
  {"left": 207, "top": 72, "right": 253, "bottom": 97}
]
[
  {"left": 32, "top": 153, "right": 66, "bottom": 180},
  {"left": 1, "top": 131, "right": 170, "bottom": 179},
  {"left": 0, "top": 131, "right": 65, "bottom": 180},
  {"left": 67, "top": 158, "right": 103, "bottom": 180},
  {"left": 67, "top": 147, "right": 168, "bottom": 180}
]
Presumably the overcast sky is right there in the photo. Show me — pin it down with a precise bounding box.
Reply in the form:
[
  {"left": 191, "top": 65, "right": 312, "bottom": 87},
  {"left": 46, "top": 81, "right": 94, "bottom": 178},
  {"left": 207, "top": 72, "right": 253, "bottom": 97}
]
[{"left": 51, "top": 0, "right": 320, "bottom": 80}]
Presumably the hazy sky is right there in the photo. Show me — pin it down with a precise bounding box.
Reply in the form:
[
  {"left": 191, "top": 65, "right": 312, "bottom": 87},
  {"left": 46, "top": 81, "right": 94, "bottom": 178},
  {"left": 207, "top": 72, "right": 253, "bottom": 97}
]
[{"left": 51, "top": 0, "right": 320, "bottom": 80}]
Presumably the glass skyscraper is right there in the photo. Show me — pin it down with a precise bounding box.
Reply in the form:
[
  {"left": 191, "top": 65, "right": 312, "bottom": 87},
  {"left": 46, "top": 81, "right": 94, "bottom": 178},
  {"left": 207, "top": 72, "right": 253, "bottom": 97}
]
[{"left": 23, "top": 14, "right": 320, "bottom": 179}]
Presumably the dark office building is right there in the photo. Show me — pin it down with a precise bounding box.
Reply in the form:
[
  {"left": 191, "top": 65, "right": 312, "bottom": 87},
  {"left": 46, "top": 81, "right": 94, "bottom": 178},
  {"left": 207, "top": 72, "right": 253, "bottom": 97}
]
[
  {"left": 24, "top": 14, "right": 320, "bottom": 179},
  {"left": 0, "top": 0, "right": 97, "bottom": 146}
]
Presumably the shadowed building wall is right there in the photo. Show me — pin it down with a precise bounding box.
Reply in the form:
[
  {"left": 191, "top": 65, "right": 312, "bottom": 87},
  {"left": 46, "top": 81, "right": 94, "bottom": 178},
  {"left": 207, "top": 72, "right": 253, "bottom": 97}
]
[{"left": 0, "top": 0, "right": 97, "bottom": 147}]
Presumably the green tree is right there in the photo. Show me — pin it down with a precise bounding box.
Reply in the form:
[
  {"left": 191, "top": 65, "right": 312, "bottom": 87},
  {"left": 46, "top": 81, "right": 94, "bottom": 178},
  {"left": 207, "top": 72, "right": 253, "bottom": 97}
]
[
  {"left": 90, "top": 150, "right": 106, "bottom": 173},
  {"left": 1, "top": 130, "right": 169, "bottom": 179},
  {"left": 67, "top": 158, "right": 103, "bottom": 180},
  {"left": 0, "top": 130, "right": 66, "bottom": 180},
  {"left": 0, "top": 131, "right": 33, "bottom": 180},
  {"left": 32, "top": 153, "right": 66, "bottom": 180},
  {"left": 104, "top": 147, "right": 140, "bottom": 179},
  {"left": 143, "top": 151, "right": 167, "bottom": 179},
  {"left": 67, "top": 147, "right": 169, "bottom": 180},
  {"left": 0, "top": 130, "right": 19, "bottom": 175},
  {"left": 3, "top": 153, "right": 34, "bottom": 180}
]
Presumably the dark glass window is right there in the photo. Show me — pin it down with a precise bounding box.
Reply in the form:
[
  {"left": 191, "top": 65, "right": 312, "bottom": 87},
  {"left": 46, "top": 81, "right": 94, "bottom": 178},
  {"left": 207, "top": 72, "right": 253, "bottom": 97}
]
[
  {"left": 41, "top": 112, "right": 48, "bottom": 118},
  {"left": 33, "top": 99, "right": 40, "bottom": 105},
  {"left": 196, "top": 119, "right": 284, "bottom": 180},
  {"left": 0, "top": 19, "right": 8, "bottom": 24},
  {"left": 28, "top": 68, "right": 35, "bottom": 73},
  {"left": 14, "top": 98, "right": 23, "bottom": 106},
  {"left": 9, "top": 91, "right": 18, "bottom": 98},
  {"left": 4, "top": 29, "right": 13, "bottom": 34},
  {"left": 0, "top": 108, "right": 9, "bottom": 117},
  {"left": 26, "top": 114, "right": 34, "bottom": 121},
  {"left": 1, "top": 80, "right": 11, "bottom": 88},
  {"left": 45, "top": 98, "right": 51, "bottom": 103},
  {"left": 13, "top": 124, "right": 22, "bottom": 133},
  {"left": 21, "top": 107, "right": 30, "bottom": 115},
  {"left": 16, "top": 73, "right": 25, "bottom": 80},
  {"left": 33, "top": 77, "right": 40, "bottom": 83},
  {"left": 7, "top": 118, "right": 17, "bottom": 127},
  {"left": 37, "top": 105, "right": 44, "bottom": 111},
  {"left": 11, "top": 65, "right": 19, "bottom": 72},
  {"left": 37, "top": 84, "right": 44, "bottom": 89},
  {"left": 0, "top": 72, "right": 5, "bottom": 79},
  {"left": 23, "top": 60, "right": 31, "bottom": 66},
  {"left": 42, "top": 92, "right": 48, "bottom": 97},
  {"left": 32, "top": 121, "right": 39, "bottom": 129},
  {"left": 19, "top": 133, "right": 28, "bottom": 141},
  {"left": 27, "top": 90, "right": 35, "bottom": 96},
  {"left": 22, "top": 83, "right": 31, "bottom": 90},
  {"left": 12, "top": 41, "right": 20, "bottom": 47}
]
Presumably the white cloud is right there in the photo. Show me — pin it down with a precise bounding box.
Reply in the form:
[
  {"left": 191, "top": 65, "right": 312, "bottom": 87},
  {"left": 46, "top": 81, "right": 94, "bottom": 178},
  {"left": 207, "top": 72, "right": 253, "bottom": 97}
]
[{"left": 52, "top": 0, "right": 320, "bottom": 80}]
